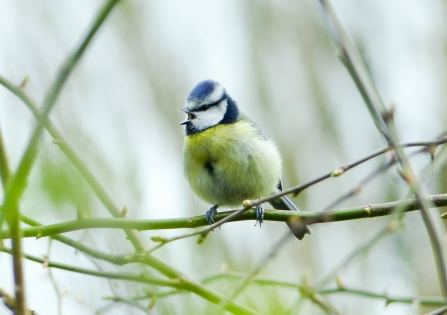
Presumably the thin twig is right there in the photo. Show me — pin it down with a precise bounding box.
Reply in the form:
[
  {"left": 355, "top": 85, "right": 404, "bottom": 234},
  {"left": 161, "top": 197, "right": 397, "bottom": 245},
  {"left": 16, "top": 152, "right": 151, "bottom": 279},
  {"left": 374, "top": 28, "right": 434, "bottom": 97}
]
[
  {"left": 0, "top": 125, "right": 11, "bottom": 188},
  {"left": 216, "top": 232, "right": 293, "bottom": 314},
  {"left": 46, "top": 239, "right": 63, "bottom": 315},
  {"left": 424, "top": 305, "right": 447, "bottom": 315},
  {"left": 317, "top": 0, "right": 447, "bottom": 296},
  {"left": 100, "top": 296, "right": 151, "bottom": 314},
  {"left": 387, "top": 114, "right": 447, "bottom": 297},
  {"left": 0, "top": 287, "right": 36, "bottom": 315},
  {"left": 0, "top": 246, "right": 181, "bottom": 288},
  {"left": 0, "top": 119, "right": 27, "bottom": 315},
  {"left": 244, "top": 138, "right": 447, "bottom": 206},
  {"left": 315, "top": 224, "right": 398, "bottom": 288},
  {"left": 2, "top": 65, "right": 447, "bottom": 304},
  {"left": 0, "top": 55, "right": 260, "bottom": 315},
  {"left": 203, "top": 272, "right": 447, "bottom": 307},
  {"left": 0, "top": 2, "right": 122, "bottom": 314},
  {"left": 15, "top": 215, "right": 259, "bottom": 315}
]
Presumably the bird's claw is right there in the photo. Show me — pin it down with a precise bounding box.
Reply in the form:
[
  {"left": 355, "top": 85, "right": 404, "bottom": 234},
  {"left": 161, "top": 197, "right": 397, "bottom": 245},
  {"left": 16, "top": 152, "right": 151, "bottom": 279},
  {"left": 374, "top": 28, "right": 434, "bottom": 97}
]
[
  {"left": 254, "top": 205, "right": 264, "bottom": 227},
  {"left": 205, "top": 205, "right": 218, "bottom": 225}
]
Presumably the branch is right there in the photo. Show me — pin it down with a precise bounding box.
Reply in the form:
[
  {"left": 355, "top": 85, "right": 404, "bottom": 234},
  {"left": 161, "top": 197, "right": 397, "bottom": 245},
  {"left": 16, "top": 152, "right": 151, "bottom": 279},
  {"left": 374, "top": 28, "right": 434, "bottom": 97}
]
[
  {"left": 317, "top": 0, "right": 447, "bottom": 296},
  {"left": 0, "top": 53, "right": 260, "bottom": 315},
  {"left": 242, "top": 137, "right": 447, "bottom": 207},
  {"left": 14, "top": 216, "right": 259, "bottom": 315},
  {"left": 0, "top": 72, "right": 145, "bottom": 253},
  {"left": 0, "top": 246, "right": 180, "bottom": 289},
  {"left": 319, "top": 286, "right": 447, "bottom": 307},
  {"left": 0, "top": 287, "right": 36, "bottom": 315},
  {"left": 0, "top": 117, "right": 27, "bottom": 315},
  {"left": 0, "top": 194, "right": 445, "bottom": 240},
  {"left": 216, "top": 232, "right": 293, "bottom": 315},
  {"left": 203, "top": 272, "right": 447, "bottom": 307},
  {"left": 100, "top": 296, "right": 152, "bottom": 314},
  {"left": 0, "top": 2, "right": 122, "bottom": 315},
  {"left": 315, "top": 224, "right": 397, "bottom": 288},
  {"left": 424, "top": 305, "right": 447, "bottom": 315}
]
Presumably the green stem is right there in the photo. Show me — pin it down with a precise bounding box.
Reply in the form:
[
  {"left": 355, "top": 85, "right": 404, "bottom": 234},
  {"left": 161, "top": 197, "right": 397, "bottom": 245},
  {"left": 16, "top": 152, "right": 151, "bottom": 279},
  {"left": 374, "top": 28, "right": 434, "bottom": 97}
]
[
  {"left": 0, "top": 73, "right": 145, "bottom": 253},
  {"left": 0, "top": 120, "right": 26, "bottom": 315},
  {"left": 0, "top": 246, "right": 180, "bottom": 288},
  {"left": 203, "top": 272, "right": 447, "bottom": 307},
  {"left": 318, "top": 0, "right": 447, "bottom": 297},
  {"left": 0, "top": 194, "right": 445, "bottom": 240},
  {"left": 216, "top": 232, "right": 293, "bottom": 315},
  {"left": 0, "top": 126, "right": 10, "bottom": 188},
  {"left": 0, "top": 5, "right": 253, "bottom": 315},
  {"left": 319, "top": 287, "right": 447, "bottom": 306},
  {"left": 1, "top": 2, "right": 122, "bottom": 314},
  {"left": 242, "top": 138, "right": 447, "bottom": 205},
  {"left": 318, "top": 0, "right": 389, "bottom": 134},
  {"left": 17, "top": 215, "right": 259, "bottom": 315},
  {"left": 101, "top": 296, "right": 150, "bottom": 314}
]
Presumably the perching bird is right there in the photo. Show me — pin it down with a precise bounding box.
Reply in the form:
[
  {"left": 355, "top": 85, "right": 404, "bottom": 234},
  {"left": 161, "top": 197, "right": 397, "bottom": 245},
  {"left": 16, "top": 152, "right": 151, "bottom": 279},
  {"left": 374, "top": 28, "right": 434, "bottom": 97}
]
[{"left": 181, "top": 80, "right": 312, "bottom": 240}]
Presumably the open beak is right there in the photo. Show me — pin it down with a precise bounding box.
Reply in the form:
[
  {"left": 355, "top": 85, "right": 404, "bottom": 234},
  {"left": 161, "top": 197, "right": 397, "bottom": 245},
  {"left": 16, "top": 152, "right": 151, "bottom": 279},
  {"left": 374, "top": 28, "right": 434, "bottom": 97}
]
[{"left": 180, "top": 108, "right": 195, "bottom": 125}]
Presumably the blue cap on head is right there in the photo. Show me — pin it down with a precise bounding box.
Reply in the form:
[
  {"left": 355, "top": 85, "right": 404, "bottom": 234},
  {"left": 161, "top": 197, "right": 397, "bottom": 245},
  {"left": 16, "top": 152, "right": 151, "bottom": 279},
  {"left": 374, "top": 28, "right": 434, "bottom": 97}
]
[{"left": 187, "top": 80, "right": 218, "bottom": 102}]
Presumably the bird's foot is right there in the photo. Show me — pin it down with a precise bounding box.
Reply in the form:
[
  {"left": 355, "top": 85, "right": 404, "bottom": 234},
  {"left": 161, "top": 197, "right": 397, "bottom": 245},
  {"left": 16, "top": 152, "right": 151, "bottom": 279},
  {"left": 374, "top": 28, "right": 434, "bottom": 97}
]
[
  {"left": 254, "top": 204, "right": 264, "bottom": 227},
  {"left": 205, "top": 205, "right": 218, "bottom": 225}
]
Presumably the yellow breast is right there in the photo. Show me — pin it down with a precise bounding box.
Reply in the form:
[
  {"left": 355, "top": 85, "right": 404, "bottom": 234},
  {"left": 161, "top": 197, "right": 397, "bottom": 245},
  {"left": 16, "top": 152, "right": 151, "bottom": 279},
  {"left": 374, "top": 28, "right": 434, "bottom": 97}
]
[{"left": 183, "top": 120, "right": 282, "bottom": 207}]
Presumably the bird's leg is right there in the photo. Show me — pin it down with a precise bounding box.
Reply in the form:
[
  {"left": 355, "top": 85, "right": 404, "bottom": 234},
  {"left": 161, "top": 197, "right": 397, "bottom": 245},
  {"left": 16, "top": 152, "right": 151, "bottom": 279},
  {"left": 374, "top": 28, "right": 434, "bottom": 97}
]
[
  {"left": 254, "top": 204, "right": 264, "bottom": 227},
  {"left": 205, "top": 205, "right": 219, "bottom": 224}
]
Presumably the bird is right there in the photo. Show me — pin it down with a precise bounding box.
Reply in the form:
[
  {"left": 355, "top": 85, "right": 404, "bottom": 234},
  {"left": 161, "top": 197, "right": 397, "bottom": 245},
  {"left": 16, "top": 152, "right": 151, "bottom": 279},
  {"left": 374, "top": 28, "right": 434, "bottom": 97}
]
[{"left": 181, "top": 80, "right": 312, "bottom": 240}]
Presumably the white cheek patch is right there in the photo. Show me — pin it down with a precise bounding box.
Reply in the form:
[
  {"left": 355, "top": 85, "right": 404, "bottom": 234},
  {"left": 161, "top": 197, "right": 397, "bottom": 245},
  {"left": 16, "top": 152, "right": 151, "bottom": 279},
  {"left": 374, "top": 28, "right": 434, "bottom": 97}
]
[{"left": 192, "top": 101, "right": 228, "bottom": 131}]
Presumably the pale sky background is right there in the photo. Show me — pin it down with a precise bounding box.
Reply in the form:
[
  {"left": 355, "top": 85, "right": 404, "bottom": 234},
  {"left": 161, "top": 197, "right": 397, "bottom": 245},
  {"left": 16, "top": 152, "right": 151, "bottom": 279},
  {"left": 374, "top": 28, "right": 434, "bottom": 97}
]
[{"left": 1, "top": 0, "right": 447, "bottom": 314}]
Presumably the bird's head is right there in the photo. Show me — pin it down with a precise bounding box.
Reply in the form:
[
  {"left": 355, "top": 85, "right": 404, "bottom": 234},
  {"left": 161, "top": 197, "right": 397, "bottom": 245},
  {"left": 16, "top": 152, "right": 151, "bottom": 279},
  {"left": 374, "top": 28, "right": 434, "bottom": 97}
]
[{"left": 181, "top": 80, "right": 239, "bottom": 135}]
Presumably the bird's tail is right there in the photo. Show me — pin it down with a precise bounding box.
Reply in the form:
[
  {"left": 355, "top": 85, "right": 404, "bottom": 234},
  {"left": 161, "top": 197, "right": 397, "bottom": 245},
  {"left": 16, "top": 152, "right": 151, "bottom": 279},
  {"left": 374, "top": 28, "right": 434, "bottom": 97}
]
[{"left": 268, "top": 192, "right": 312, "bottom": 240}]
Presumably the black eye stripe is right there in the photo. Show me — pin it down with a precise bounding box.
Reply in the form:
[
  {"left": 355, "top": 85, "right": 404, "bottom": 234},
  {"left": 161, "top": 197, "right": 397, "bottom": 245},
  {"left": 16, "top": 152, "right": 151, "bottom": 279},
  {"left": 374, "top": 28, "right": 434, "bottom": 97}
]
[
  {"left": 197, "top": 105, "right": 211, "bottom": 112},
  {"left": 195, "top": 94, "right": 226, "bottom": 112}
]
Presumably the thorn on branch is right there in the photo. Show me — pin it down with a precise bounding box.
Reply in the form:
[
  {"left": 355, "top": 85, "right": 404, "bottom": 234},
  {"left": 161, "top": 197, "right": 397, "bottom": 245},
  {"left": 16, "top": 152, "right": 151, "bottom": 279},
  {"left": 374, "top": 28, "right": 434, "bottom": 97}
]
[
  {"left": 52, "top": 139, "right": 65, "bottom": 145},
  {"left": 381, "top": 104, "right": 395, "bottom": 124},
  {"left": 76, "top": 207, "right": 87, "bottom": 220},
  {"left": 198, "top": 230, "right": 210, "bottom": 244},
  {"left": 397, "top": 167, "right": 416, "bottom": 185},
  {"left": 335, "top": 276, "right": 344, "bottom": 288},
  {"left": 374, "top": 120, "right": 392, "bottom": 144},
  {"left": 19, "top": 75, "right": 30, "bottom": 89},
  {"left": 148, "top": 295, "right": 157, "bottom": 309},
  {"left": 121, "top": 206, "right": 128, "bottom": 218},
  {"left": 426, "top": 145, "right": 437, "bottom": 163},
  {"left": 150, "top": 235, "right": 166, "bottom": 243}
]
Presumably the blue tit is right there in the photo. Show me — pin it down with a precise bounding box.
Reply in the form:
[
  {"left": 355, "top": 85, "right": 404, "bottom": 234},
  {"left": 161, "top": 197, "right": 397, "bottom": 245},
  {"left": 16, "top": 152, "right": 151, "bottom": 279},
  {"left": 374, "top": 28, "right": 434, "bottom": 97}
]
[{"left": 181, "top": 80, "right": 312, "bottom": 240}]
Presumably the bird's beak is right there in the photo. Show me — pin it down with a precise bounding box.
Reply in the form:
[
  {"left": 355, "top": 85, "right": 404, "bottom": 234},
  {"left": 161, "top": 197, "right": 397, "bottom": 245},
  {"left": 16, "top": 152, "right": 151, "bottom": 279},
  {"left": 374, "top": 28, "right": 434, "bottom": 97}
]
[{"left": 180, "top": 108, "right": 194, "bottom": 125}]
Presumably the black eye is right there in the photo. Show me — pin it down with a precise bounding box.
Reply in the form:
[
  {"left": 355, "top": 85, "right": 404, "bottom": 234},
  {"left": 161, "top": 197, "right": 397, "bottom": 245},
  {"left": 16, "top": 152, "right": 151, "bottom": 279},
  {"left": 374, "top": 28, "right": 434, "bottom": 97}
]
[{"left": 201, "top": 105, "right": 211, "bottom": 111}]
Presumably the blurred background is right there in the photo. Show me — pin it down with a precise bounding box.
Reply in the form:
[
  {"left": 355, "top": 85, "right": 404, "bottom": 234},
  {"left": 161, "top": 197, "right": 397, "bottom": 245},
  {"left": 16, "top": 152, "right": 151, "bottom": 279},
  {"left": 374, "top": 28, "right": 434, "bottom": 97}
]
[{"left": 1, "top": 0, "right": 447, "bottom": 314}]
